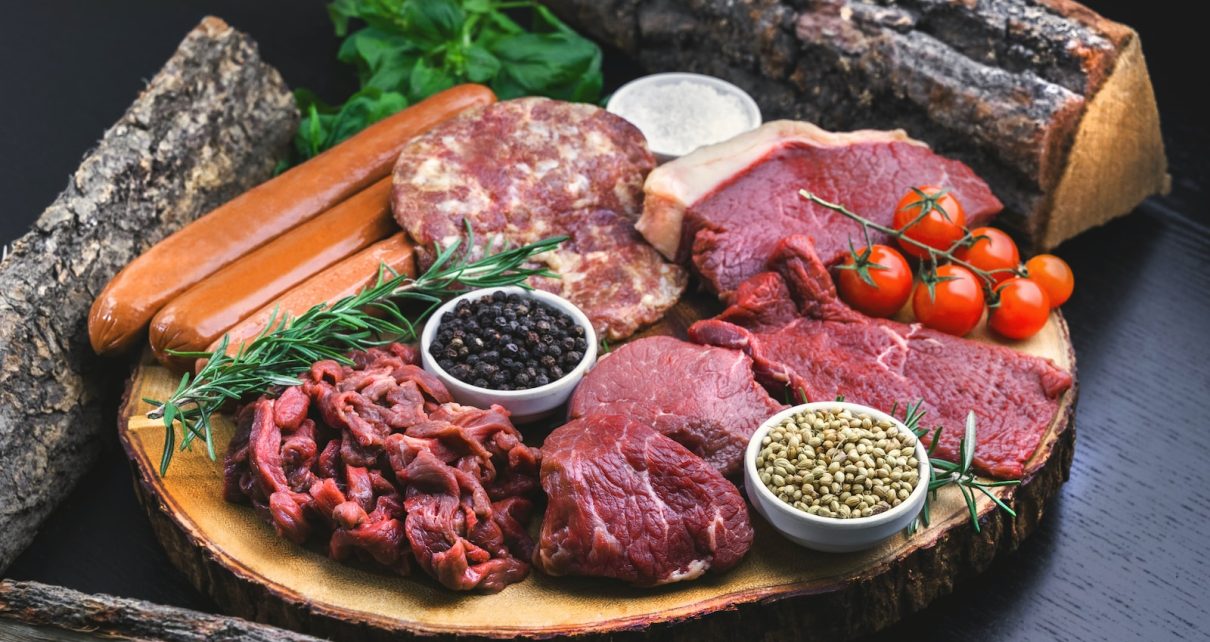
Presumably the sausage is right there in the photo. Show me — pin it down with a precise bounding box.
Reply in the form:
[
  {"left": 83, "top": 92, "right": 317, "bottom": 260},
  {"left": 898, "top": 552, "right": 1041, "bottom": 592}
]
[
  {"left": 149, "top": 178, "right": 397, "bottom": 365},
  {"left": 197, "top": 233, "right": 416, "bottom": 370},
  {"left": 89, "top": 84, "right": 495, "bottom": 355}
]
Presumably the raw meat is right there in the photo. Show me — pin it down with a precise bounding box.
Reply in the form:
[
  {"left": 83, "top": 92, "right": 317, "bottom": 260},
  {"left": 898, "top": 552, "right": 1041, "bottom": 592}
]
[
  {"left": 568, "top": 336, "right": 784, "bottom": 476},
  {"left": 640, "top": 121, "right": 1003, "bottom": 299},
  {"left": 392, "top": 97, "right": 686, "bottom": 340},
  {"left": 223, "top": 344, "right": 541, "bottom": 593},
  {"left": 535, "top": 415, "right": 754, "bottom": 586},
  {"left": 689, "top": 236, "right": 1072, "bottom": 479}
]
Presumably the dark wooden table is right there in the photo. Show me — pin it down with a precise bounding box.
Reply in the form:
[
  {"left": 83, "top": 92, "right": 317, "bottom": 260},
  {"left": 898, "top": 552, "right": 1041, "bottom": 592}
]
[{"left": 2, "top": 2, "right": 1206, "bottom": 640}]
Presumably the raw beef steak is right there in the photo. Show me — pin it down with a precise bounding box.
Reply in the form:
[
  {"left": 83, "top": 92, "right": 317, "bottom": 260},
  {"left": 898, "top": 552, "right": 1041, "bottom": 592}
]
[
  {"left": 640, "top": 121, "right": 1003, "bottom": 299},
  {"left": 535, "top": 415, "right": 754, "bottom": 586},
  {"left": 689, "top": 236, "right": 1072, "bottom": 479},
  {"left": 392, "top": 97, "right": 686, "bottom": 340},
  {"left": 568, "top": 336, "right": 784, "bottom": 476}
]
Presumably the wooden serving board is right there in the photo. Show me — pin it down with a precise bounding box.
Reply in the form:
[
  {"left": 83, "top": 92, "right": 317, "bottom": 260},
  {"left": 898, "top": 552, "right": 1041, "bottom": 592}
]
[{"left": 118, "top": 293, "right": 1076, "bottom": 641}]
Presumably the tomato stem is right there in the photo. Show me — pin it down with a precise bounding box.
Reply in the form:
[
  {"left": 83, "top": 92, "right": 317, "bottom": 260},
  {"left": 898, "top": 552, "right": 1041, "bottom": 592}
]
[{"left": 798, "top": 190, "right": 1019, "bottom": 295}]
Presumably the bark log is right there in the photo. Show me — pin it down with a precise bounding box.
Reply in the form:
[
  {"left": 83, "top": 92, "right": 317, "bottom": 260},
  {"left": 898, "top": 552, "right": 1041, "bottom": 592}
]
[
  {"left": 0, "top": 16, "right": 297, "bottom": 572},
  {"left": 0, "top": 580, "right": 321, "bottom": 642},
  {"left": 548, "top": 0, "right": 1168, "bottom": 249}
]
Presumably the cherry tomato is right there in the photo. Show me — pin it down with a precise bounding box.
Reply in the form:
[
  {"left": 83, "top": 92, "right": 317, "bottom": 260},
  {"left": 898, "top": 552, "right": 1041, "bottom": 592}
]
[
  {"left": 836, "top": 245, "right": 913, "bottom": 317},
  {"left": 955, "top": 227, "right": 1020, "bottom": 284},
  {"left": 892, "top": 186, "right": 967, "bottom": 259},
  {"left": 989, "top": 278, "right": 1050, "bottom": 340},
  {"left": 912, "top": 264, "right": 985, "bottom": 336},
  {"left": 1025, "top": 254, "right": 1074, "bottom": 307}
]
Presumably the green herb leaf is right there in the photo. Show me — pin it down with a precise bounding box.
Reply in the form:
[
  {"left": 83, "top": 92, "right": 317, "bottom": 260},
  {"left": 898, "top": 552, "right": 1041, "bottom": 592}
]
[
  {"left": 409, "top": 57, "right": 456, "bottom": 99},
  {"left": 337, "top": 27, "right": 418, "bottom": 89},
  {"left": 464, "top": 44, "right": 501, "bottom": 83},
  {"left": 401, "top": 0, "right": 465, "bottom": 46},
  {"left": 490, "top": 31, "right": 599, "bottom": 99},
  {"left": 285, "top": 0, "right": 605, "bottom": 167},
  {"left": 292, "top": 87, "right": 408, "bottom": 162}
]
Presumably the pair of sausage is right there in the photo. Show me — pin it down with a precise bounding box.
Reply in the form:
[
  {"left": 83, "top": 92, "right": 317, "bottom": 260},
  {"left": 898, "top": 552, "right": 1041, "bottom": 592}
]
[
  {"left": 149, "top": 178, "right": 396, "bottom": 364},
  {"left": 89, "top": 84, "right": 494, "bottom": 356},
  {"left": 199, "top": 233, "right": 416, "bottom": 369}
]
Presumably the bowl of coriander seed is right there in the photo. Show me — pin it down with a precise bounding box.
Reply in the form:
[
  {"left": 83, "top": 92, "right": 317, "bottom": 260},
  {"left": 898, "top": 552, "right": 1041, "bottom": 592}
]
[{"left": 745, "top": 401, "right": 931, "bottom": 553}]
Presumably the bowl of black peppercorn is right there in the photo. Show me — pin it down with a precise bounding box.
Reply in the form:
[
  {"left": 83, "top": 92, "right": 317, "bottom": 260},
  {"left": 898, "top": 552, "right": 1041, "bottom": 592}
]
[{"left": 420, "top": 286, "right": 598, "bottom": 423}]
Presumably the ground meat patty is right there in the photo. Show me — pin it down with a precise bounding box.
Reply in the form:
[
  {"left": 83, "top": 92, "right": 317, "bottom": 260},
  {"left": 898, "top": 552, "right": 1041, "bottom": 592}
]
[{"left": 392, "top": 97, "right": 686, "bottom": 340}]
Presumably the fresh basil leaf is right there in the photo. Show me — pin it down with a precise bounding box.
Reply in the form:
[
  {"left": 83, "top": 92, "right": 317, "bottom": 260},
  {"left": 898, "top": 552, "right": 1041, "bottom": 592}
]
[
  {"left": 462, "top": 0, "right": 494, "bottom": 14},
  {"left": 400, "top": 0, "right": 465, "bottom": 47},
  {"left": 491, "top": 31, "right": 599, "bottom": 96},
  {"left": 337, "top": 26, "right": 420, "bottom": 94},
  {"left": 365, "top": 59, "right": 416, "bottom": 93},
  {"left": 303, "top": 103, "right": 327, "bottom": 159},
  {"left": 409, "top": 58, "right": 456, "bottom": 100},
  {"left": 286, "top": 0, "right": 605, "bottom": 170},
  {"left": 328, "top": 0, "right": 405, "bottom": 36},
  {"left": 463, "top": 44, "right": 500, "bottom": 83},
  {"left": 325, "top": 88, "right": 409, "bottom": 148},
  {"left": 327, "top": 0, "right": 362, "bottom": 37},
  {"left": 337, "top": 26, "right": 417, "bottom": 67},
  {"left": 292, "top": 87, "right": 407, "bottom": 164}
]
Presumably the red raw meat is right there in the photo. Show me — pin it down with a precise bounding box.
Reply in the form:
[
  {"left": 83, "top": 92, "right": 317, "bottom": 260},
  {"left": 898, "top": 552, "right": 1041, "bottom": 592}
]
[
  {"left": 223, "top": 344, "right": 541, "bottom": 592},
  {"left": 640, "top": 121, "right": 1003, "bottom": 299},
  {"left": 689, "top": 236, "right": 1072, "bottom": 479},
  {"left": 568, "top": 335, "right": 784, "bottom": 477},
  {"left": 535, "top": 415, "right": 754, "bottom": 586}
]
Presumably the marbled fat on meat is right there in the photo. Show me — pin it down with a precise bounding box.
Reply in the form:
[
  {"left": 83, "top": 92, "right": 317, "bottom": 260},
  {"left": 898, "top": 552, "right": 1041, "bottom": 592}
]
[
  {"left": 223, "top": 344, "right": 541, "bottom": 592},
  {"left": 689, "top": 236, "right": 1072, "bottom": 479},
  {"left": 392, "top": 97, "right": 686, "bottom": 340},
  {"left": 568, "top": 336, "right": 785, "bottom": 477},
  {"left": 640, "top": 121, "right": 1003, "bottom": 299},
  {"left": 535, "top": 415, "right": 754, "bottom": 586}
]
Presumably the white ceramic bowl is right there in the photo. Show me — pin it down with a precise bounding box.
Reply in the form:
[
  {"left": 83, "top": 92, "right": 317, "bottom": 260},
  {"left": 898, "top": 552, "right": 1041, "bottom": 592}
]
[
  {"left": 420, "top": 286, "right": 597, "bottom": 424},
  {"left": 744, "top": 401, "right": 931, "bottom": 553},
  {"left": 606, "top": 72, "right": 762, "bottom": 162}
]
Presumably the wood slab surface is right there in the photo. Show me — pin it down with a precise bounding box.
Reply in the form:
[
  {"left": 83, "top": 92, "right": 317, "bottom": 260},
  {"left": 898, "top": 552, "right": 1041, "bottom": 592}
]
[{"left": 117, "top": 293, "right": 1076, "bottom": 641}]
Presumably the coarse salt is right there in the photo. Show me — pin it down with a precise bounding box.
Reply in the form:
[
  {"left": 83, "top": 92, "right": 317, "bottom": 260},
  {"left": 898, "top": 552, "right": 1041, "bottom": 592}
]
[{"left": 612, "top": 80, "right": 754, "bottom": 156}]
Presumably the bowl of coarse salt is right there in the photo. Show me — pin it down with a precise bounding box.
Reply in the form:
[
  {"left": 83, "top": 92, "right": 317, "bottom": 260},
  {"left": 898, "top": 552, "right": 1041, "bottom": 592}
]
[{"left": 606, "top": 72, "right": 762, "bottom": 162}]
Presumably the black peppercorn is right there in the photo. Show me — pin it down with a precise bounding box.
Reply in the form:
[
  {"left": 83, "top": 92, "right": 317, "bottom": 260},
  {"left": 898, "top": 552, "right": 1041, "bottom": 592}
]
[{"left": 430, "top": 291, "right": 589, "bottom": 392}]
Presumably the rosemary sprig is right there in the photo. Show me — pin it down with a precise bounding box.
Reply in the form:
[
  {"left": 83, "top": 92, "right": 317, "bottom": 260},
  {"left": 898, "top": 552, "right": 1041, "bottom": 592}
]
[
  {"left": 901, "top": 408, "right": 1021, "bottom": 534},
  {"left": 798, "top": 190, "right": 1022, "bottom": 298},
  {"left": 145, "top": 231, "right": 567, "bottom": 475}
]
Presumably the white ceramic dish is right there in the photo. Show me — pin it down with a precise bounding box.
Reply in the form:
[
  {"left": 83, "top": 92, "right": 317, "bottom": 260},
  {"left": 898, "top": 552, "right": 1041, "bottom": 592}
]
[
  {"left": 744, "top": 401, "right": 931, "bottom": 553},
  {"left": 606, "top": 72, "right": 762, "bottom": 162},
  {"left": 420, "top": 286, "right": 597, "bottom": 424}
]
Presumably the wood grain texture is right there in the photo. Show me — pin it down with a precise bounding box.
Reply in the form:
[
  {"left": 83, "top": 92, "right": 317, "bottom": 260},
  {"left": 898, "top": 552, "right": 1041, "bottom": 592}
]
[
  {"left": 0, "top": 580, "right": 322, "bottom": 642},
  {"left": 545, "top": 0, "right": 1167, "bottom": 250},
  {"left": 0, "top": 16, "right": 296, "bottom": 573},
  {"left": 114, "top": 293, "right": 1075, "bottom": 641}
]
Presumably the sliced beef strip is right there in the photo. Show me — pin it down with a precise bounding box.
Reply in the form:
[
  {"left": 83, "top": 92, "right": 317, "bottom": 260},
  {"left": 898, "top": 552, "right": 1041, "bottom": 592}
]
[
  {"left": 223, "top": 344, "right": 541, "bottom": 593},
  {"left": 568, "top": 335, "right": 785, "bottom": 477},
  {"left": 535, "top": 415, "right": 754, "bottom": 586},
  {"left": 689, "top": 236, "right": 1072, "bottom": 479},
  {"left": 392, "top": 97, "right": 686, "bottom": 340}
]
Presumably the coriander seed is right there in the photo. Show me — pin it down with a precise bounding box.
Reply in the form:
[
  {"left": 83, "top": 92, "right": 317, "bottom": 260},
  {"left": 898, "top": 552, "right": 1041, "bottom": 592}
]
[{"left": 755, "top": 407, "right": 920, "bottom": 519}]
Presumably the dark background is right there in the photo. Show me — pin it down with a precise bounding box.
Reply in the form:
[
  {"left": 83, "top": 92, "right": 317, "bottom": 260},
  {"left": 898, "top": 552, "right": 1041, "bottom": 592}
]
[{"left": 2, "top": 2, "right": 1207, "bottom": 640}]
